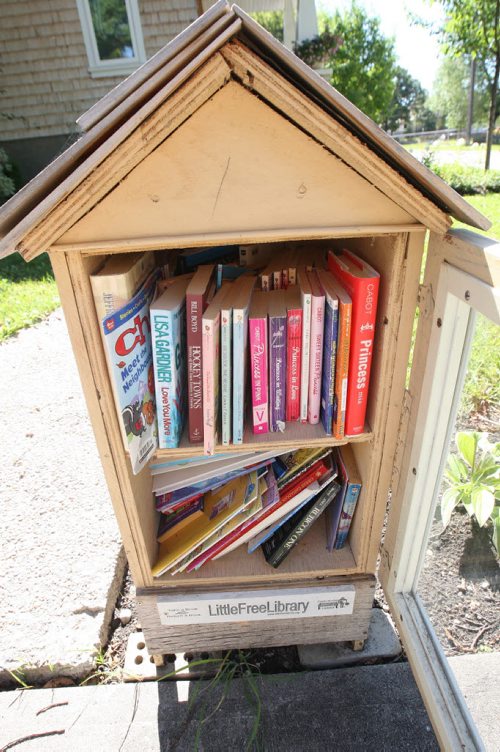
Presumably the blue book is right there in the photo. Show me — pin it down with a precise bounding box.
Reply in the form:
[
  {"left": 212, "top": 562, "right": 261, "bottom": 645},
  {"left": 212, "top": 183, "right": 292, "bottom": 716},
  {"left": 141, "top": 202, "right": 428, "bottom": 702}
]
[
  {"left": 179, "top": 245, "right": 239, "bottom": 271},
  {"left": 216, "top": 263, "right": 248, "bottom": 289},
  {"left": 150, "top": 277, "right": 190, "bottom": 449},
  {"left": 319, "top": 279, "right": 339, "bottom": 435},
  {"left": 333, "top": 444, "right": 362, "bottom": 549}
]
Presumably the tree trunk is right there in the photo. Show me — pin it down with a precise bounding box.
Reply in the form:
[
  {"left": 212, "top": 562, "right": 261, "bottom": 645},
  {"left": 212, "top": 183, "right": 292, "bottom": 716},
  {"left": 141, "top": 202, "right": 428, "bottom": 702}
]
[
  {"left": 485, "top": 55, "right": 499, "bottom": 171},
  {"left": 466, "top": 57, "right": 476, "bottom": 145}
]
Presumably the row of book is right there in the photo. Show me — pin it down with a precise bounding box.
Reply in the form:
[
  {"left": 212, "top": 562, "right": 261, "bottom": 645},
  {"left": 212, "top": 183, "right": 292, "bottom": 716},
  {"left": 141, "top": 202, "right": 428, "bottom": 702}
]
[
  {"left": 90, "top": 243, "right": 379, "bottom": 473},
  {"left": 151, "top": 443, "right": 362, "bottom": 577}
]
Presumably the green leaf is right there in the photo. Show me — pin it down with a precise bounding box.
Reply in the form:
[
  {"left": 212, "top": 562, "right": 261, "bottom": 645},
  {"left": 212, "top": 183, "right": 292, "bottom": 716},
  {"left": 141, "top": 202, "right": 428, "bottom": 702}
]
[
  {"left": 441, "top": 487, "right": 460, "bottom": 528},
  {"left": 471, "top": 487, "right": 495, "bottom": 527},
  {"left": 456, "top": 432, "right": 477, "bottom": 468},
  {"left": 446, "top": 453, "right": 468, "bottom": 483},
  {"left": 462, "top": 498, "right": 475, "bottom": 517},
  {"left": 492, "top": 513, "right": 500, "bottom": 558}
]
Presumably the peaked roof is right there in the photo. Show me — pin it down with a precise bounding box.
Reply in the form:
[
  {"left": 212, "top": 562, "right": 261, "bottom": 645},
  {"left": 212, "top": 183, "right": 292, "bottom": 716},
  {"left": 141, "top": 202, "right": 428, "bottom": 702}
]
[{"left": 0, "top": 1, "right": 490, "bottom": 260}]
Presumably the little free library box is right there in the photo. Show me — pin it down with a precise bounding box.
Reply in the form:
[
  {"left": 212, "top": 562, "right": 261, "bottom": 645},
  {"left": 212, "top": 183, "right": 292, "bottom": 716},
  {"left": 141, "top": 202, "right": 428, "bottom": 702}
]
[{"left": 1, "top": 1, "right": 498, "bottom": 691}]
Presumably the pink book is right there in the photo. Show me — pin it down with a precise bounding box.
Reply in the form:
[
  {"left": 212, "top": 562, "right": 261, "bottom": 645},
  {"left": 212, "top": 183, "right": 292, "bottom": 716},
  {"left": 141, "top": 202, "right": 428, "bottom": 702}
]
[
  {"left": 202, "top": 285, "right": 232, "bottom": 455},
  {"left": 307, "top": 270, "right": 325, "bottom": 424},
  {"left": 249, "top": 291, "right": 269, "bottom": 435}
]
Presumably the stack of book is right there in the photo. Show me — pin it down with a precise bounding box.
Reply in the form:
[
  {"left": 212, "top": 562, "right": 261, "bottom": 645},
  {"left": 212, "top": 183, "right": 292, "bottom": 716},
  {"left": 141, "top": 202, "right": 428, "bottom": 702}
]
[
  {"left": 91, "top": 243, "right": 380, "bottom": 466},
  {"left": 151, "top": 446, "right": 363, "bottom": 576}
]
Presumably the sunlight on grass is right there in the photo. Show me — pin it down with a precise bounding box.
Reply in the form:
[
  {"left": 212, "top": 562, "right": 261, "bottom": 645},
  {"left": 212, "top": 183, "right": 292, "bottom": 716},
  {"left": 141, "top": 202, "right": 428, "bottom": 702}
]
[
  {"left": 0, "top": 252, "right": 60, "bottom": 341},
  {"left": 452, "top": 193, "right": 500, "bottom": 241}
]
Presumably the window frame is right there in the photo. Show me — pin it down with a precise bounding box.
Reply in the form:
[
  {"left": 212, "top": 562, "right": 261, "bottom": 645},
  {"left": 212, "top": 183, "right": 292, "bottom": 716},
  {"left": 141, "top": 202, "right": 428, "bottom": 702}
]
[{"left": 76, "top": 0, "right": 146, "bottom": 78}]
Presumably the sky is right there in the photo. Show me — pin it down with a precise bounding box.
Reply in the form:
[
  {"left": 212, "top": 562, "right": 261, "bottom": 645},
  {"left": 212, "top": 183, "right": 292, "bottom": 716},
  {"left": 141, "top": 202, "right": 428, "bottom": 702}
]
[{"left": 317, "top": 0, "right": 445, "bottom": 93}]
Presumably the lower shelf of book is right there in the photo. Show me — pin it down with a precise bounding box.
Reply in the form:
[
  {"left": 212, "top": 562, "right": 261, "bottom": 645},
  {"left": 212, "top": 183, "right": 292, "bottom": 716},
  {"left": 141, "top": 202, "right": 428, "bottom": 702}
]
[
  {"left": 154, "top": 523, "right": 357, "bottom": 587},
  {"left": 151, "top": 424, "right": 372, "bottom": 461}
]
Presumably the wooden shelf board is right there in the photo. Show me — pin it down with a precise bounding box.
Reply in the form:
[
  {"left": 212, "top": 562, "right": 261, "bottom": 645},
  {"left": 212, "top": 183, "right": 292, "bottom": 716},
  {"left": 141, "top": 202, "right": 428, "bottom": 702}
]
[
  {"left": 154, "top": 523, "right": 357, "bottom": 588},
  {"left": 151, "top": 423, "right": 372, "bottom": 461}
]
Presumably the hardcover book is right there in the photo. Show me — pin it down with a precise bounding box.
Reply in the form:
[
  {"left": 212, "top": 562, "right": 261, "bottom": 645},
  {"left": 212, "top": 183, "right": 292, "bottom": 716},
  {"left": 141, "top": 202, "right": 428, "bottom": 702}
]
[
  {"left": 232, "top": 276, "right": 258, "bottom": 444},
  {"left": 285, "top": 286, "right": 302, "bottom": 422},
  {"left": 91, "top": 251, "right": 155, "bottom": 322},
  {"left": 325, "top": 447, "right": 348, "bottom": 552},
  {"left": 297, "top": 266, "right": 312, "bottom": 423},
  {"left": 268, "top": 290, "right": 287, "bottom": 432},
  {"left": 249, "top": 290, "right": 269, "bottom": 434},
  {"left": 327, "top": 249, "right": 379, "bottom": 435},
  {"left": 333, "top": 444, "right": 363, "bottom": 549},
  {"left": 98, "top": 269, "right": 160, "bottom": 474},
  {"left": 317, "top": 270, "right": 352, "bottom": 439},
  {"left": 186, "top": 265, "right": 216, "bottom": 443},
  {"left": 317, "top": 271, "right": 339, "bottom": 435},
  {"left": 202, "top": 284, "right": 233, "bottom": 454},
  {"left": 220, "top": 289, "right": 233, "bottom": 446},
  {"left": 307, "top": 270, "right": 325, "bottom": 425},
  {"left": 150, "top": 276, "right": 191, "bottom": 449},
  {"left": 262, "top": 479, "right": 340, "bottom": 568}
]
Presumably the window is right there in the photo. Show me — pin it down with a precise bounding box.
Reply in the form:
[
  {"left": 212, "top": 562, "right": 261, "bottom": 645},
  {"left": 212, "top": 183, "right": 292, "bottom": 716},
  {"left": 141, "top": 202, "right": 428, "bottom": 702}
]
[{"left": 77, "top": 0, "right": 146, "bottom": 78}]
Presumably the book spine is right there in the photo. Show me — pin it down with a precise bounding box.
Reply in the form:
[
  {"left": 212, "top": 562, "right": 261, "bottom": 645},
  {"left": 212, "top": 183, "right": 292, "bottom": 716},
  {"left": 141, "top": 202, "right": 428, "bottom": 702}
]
[
  {"left": 186, "top": 292, "right": 204, "bottom": 443},
  {"left": 328, "top": 254, "right": 379, "bottom": 435},
  {"left": 286, "top": 308, "right": 302, "bottom": 421},
  {"left": 320, "top": 296, "right": 338, "bottom": 435},
  {"left": 279, "top": 461, "right": 327, "bottom": 504},
  {"left": 269, "top": 313, "right": 287, "bottom": 432},
  {"left": 232, "top": 309, "right": 246, "bottom": 444},
  {"left": 221, "top": 309, "right": 232, "bottom": 446},
  {"left": 332, "top": 299, "right": 351, "bottom": 439},
  {"left": 152, "top": 308, "right": 184, "bottom": 449},
  {"left": 202, "top": 315, "right": 220, "bottom": 455},
  {"left": 272, "top": 269, "right": 282, "bottom": 290},
  {"left": 308, "top": 293, "right": 325, "bottom": 424},
  {"left": 299, "top": 289, "right": 311, "bottom": 423},
  {"left": 334, "top": 483, "right": 362, "bottom": 549},
  {"left": 261, "top": 272, "right": 272, "bottom": 292},
  {"left": 265, "top": 482, "right": 339, "bottom": 567},
  {"left": 249, "top": 315, "right": 269, "bottom": 434},
  {"left": 288, "top": 267, "right": 297, "bottom": 286}
]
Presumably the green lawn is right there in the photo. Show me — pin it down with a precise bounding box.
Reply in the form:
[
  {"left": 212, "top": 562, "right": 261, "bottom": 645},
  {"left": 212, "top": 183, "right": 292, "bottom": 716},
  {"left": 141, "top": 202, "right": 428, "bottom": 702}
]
[
  {"left": 406, "top": 138, "right": 500, "bottom": 154},
  {"left": 453, "top": 192, "right": 500, "bottom": 240},
  {"left": 0, "top": 252, "right": 60, "bottom": 341}
]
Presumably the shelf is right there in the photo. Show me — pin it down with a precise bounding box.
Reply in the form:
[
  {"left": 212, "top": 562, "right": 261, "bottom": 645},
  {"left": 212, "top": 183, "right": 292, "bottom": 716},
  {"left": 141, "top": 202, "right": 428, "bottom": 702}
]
[
  {"left": 151, "top": 422, "right": 373, "bottom": 461},
  {"left": 154, "top": 523, "right": 357, "bottom": 588}
]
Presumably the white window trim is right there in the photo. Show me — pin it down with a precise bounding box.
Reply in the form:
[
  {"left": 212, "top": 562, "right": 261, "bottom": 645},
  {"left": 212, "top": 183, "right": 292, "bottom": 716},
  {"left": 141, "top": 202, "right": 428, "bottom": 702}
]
[{"left": 76, "top": 0, "right": 146, "bottom": 78}]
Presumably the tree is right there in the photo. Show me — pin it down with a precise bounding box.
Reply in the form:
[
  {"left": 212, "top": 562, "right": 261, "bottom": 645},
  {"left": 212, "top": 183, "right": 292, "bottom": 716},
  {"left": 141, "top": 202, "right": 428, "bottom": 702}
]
[
  {"left": 307, "top": 5, "right": 397, "bottom": 125},
  {"left": 384, "top": 66, "right": 428, "bottom": 132},
  {"left": 429, "top": 0, "right": 500, "bottom": 170},
  {"left": 428, "top": 56, "right": 490, "bottom": 131}
]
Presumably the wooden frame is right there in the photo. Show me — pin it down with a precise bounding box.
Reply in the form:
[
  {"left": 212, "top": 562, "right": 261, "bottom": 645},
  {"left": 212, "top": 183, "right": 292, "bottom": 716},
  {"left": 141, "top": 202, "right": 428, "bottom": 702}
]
[{"left": 380, "top": 229, "right": 500, "bottom": 751}]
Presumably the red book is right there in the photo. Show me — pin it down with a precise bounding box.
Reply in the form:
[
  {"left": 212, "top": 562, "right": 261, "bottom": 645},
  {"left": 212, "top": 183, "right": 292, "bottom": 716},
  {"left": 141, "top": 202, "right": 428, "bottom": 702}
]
[
  {"left": 186, "top": 458, "right": 329, "bottom": 570},
  {"left": 186, "top": 265, "right": 216, "bottom": 443},
  {"left": 327, "top": 249, "right": 379, "bottom": 435},
  {"left": 285, "top": 286, "right": 302, "bottom": 422}
]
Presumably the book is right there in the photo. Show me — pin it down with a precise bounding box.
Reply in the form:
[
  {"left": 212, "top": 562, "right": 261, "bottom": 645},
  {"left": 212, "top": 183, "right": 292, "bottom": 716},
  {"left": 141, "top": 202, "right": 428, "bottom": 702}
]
[
  {"left": 307, "top": 270, "right": 325, "bottom": 425},
  {"left": 285, "top": 286, "right": 302, "bottom": 422},
  {"left": 98, "top": 269, "right": 160, "bottom": 475},
  {"left": 90, "top": 252, "right": 155, "bottom": 322},
  {"left": 152, "top": 471, "right": 258, "bottom": 576},
  {"left": 202, "top": 284, "right": 233, "bottom": 455},
  {"left": 150, "top": 276, "right": 191, "bottom": 449},
  {"left": 325, "top": 447, "right": 348, "bottom": 552},
  {"left": 248, "top": 290, "right": 269, "bottom": 435},
  {"left": 317, "top": 270, "right": 352, "bottom": 439},
  {"left": 276, "top": 447, "right": 332, "bottom": 490},
  {"left": 216, "top": 263, "right": 248, "bottom": 289},
  {"left": 157, "top": 498, "right": 204, "bottom": 543},
  {"left": 232, "top": 275, "right": 258, "bottom": 444},
  {"left": 317, "top": 271, "right": 339, "bottom": 436},
  {"left": 327, "top": 249, "right": 380, "bottom": 435},
  {"left": 220, "top": 288, "right": 233, "bottom": 446},
  {"left": 268, "top": 290, "right": 287, "bottom": 432},
  {"left": 239, "top": 244, "right": 272, "bottom": 268},
  {"left": 179, "top": 245, "right": 238, "bottom": 271},
  {"left": 186, "top": 265, "right": 216, "bottom": 443},
  {"left": 333, "top": 444, "right": 362, "bottom": 549},
  {"left": 297, "top": 267, "right": 312, "bottom": 423},
  {"left": 262, "top": 479, "right": 340, "bottom": 568}
]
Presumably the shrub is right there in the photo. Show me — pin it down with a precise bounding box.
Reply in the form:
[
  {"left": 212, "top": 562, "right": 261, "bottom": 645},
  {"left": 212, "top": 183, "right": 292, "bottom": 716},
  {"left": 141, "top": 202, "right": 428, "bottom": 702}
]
[
  {"left": 0, "top": 147, "right": 15, "bottom": 204},
  {"left": 430, "top": 160, "right": 500, "bottom": 196}
]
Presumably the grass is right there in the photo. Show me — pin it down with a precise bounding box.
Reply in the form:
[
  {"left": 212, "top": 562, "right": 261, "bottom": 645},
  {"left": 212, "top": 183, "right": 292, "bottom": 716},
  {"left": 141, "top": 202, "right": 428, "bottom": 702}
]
[
  {"left": 453, "top": 192, "right": 500, "bottom": 240},
  {"left": 406, "top": 139, "right": 500, "bottom": 153},
  {"left": 0, "top": 252, "right": 60, "bottom": 341}
]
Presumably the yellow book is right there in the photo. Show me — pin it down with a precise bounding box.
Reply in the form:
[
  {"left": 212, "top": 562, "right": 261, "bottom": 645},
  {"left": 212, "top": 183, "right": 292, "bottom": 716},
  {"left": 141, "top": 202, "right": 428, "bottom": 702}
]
[{"left": 152, "top": 471, "right": 258, "bottom": 577}]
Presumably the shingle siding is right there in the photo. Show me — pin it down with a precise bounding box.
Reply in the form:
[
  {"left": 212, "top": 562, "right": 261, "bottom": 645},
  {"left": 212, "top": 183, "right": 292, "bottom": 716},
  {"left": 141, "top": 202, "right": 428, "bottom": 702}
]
[{"left": 0, "top": 0, "right": 199, "bottom": 140}]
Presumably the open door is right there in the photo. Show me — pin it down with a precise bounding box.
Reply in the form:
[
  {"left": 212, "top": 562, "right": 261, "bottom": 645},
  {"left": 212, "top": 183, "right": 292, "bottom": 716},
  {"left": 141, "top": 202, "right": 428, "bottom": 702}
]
[{"left": 380, "top": 228, "right": 500, "bottom": 751}]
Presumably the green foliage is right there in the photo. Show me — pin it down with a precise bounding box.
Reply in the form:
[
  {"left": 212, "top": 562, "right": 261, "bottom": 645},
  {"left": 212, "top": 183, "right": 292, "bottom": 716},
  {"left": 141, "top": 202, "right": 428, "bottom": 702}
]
[
  {"left": 251, "top": 10, "right": 283, "bottom": 42},
  {"left": 452, "top": 191, "right": 500, "bottom": 240},
  {"left": 460, "top": 313, "right": 500, "bottom": 414},
  {"left": 442, "top": 432, "right": 500, "bottom": 556},
  {"left": 428, "top": 159, "right": 500, "bottom": 195},
  {"left": 0, "top": 252, "right": 60, "bottom": 341},
  {"left": 89, "top": 0, "right": 133, "bottom": 60},
  {"left": 297, "top": 4, "right": 397, "bottom": 125},
  {"left": 384, "top": 66, "right": 430, "bottom": 132},
  {"left": 428, "top": 56, "right": 490, "bottom": 130},
  {"left": 0, "top": 147, "right": 16, "bottom": 204}
]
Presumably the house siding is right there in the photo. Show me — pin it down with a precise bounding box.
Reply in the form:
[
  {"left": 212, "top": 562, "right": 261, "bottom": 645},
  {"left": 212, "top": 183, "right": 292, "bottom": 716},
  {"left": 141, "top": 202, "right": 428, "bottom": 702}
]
[{"left": 0, "top": 0, "right": 199, "bottom": 142}]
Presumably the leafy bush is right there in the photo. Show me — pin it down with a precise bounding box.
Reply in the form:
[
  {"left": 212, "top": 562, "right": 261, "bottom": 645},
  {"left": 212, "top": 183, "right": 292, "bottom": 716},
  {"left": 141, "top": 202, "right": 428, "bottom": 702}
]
[
  {"left": 0, "top": 147, "right": 15, "bottom": 204},
  {"left": 442, "top": 432, "right": 500, "bottom": 556},
  {"left": 427, "top": 158, "right": 500, "bottom": 195}
]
